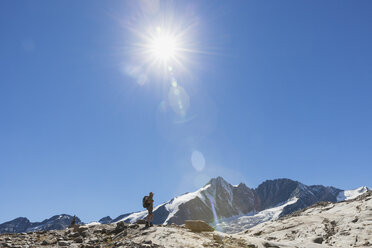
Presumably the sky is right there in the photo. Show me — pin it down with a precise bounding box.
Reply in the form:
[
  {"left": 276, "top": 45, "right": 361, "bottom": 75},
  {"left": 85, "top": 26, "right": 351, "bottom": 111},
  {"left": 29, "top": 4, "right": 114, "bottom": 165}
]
[{"left": 1, "top": 0, "right": 372, "bottom": 224}]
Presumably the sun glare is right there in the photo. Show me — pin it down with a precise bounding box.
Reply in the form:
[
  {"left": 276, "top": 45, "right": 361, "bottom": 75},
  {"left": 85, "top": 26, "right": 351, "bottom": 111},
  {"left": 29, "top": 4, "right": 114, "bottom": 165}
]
[{"left": 150, "top": 34, "right": 178, "bottom": 61}]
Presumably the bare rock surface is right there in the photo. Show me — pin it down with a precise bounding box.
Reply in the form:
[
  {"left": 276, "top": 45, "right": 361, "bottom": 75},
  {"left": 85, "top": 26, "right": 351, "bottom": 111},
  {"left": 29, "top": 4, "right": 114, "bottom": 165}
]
[
  {"left": 1, "top": 191, "right": 370, "bottom": 248},
  {"left": 241, "top": 191, "right": 372, "bottom": 247},
  {"left": 0, "top": 221, "right": 278, "bottom": 248},
  {"left": 184, "top": 220, "right": 214, "bottom": 232}
]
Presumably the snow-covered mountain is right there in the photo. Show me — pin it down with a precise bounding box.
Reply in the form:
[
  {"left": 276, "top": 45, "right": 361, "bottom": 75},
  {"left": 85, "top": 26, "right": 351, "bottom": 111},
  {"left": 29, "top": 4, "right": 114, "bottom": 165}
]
[
  {"left": 2, "top": 190, "right": 371, "bottom": 248},
  {"left": 113, "top": 177, "right": 369, "bottom": 233},
  {"left": 215, "top": 197, "right": 299, "bottom": 233},
  {"left": 214, "top": 185, "right": 369, "bottom": 233},
  {"left": 1, "top": 177, "right": 369, "bottom": 234},
  {"left": 241, "top": 190, "right": 372, "bottom": 247},
  {"left": 336, "top": 186, "right": 370, "bottom": 201},
  {"left": 119, "top": 177, "right": 259, "bottom": 225},
  {"left": 0, "top": 215, "right": 82, "bottom": 234}
]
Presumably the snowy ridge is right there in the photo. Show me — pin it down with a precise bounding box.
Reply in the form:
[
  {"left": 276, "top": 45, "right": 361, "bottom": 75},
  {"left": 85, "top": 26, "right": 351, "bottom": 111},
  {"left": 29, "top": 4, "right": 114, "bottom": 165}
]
[
  {"left": 26, "top": 215, "right": 72, "bottom": 232},
  {"left": 164, "top": 184, "right": 211, "bottom": 223},
  {"left": 215, "top": 197, "right": 298, "bottom": 234},
  {"left": 119, "top": 209, "right": 149, "bottom": 224},
  {"left": 118, "top": 184, "right": 211, "bottom": 224},
  {"left": 336, "top": 186, "right": 370, "bottom": 202}
]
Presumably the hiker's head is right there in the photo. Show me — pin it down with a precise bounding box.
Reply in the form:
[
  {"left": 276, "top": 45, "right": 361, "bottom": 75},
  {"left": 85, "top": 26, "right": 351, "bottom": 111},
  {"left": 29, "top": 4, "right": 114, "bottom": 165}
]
[{"left": 149, "top": 192, "right": 154, "bottom": 196}]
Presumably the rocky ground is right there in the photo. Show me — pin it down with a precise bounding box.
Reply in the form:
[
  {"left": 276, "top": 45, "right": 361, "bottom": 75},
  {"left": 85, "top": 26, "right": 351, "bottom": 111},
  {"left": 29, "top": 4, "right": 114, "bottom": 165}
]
[
  {"left": 241, "top": 191, "right": 372, "bottom": 247},
  {"left": 0, "top": 221, "right": 280, "bottom": 248},
  {"left": 1, "top": 191, "right": 371, "bottom": 248}
]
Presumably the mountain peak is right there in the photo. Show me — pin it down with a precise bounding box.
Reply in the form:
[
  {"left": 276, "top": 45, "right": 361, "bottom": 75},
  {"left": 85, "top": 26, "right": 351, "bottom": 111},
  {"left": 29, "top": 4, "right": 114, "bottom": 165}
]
[
  {"left": 257, "top": 178, "right": 299, "bottom": 187},
  {"left": 206, "top": 176, "right": 231, "bottom": 187},
  {"left": 207, "top": 177, "right": 233, "bottom": 194}
]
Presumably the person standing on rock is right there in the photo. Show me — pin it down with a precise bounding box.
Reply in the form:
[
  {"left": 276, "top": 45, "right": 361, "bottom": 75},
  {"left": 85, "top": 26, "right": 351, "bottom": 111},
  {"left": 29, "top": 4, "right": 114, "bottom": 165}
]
[{"left": 146, "top": 192, "right": 154, "bottom": 227}]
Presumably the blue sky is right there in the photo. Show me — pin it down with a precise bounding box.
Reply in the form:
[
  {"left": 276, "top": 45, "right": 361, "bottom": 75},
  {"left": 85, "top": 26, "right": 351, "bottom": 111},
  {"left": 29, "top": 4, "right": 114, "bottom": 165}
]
[{"left": 1, "top": 1, "right": 371, "bottom": 223}]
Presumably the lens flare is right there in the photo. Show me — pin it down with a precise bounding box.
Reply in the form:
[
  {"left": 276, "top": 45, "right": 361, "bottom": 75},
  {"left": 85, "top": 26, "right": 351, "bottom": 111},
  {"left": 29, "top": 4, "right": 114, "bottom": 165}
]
[
  {"left": 209, "top": 196, "right": 222, "bottom": 232},
  {"left": 191, "top": 150, "right": 205, "bottom": 171}
]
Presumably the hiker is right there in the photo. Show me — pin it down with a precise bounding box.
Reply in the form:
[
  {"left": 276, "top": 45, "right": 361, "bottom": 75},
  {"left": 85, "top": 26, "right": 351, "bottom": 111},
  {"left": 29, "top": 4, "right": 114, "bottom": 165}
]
[{"left": 145, "top": 192, "right": 154, "bottom": 227}]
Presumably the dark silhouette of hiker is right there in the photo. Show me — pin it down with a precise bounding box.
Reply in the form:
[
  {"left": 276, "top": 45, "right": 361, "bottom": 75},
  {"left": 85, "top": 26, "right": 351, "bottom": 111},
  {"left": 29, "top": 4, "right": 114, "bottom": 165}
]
[{"left": 146, "top": 192, "right": 154, "bottom": 227}]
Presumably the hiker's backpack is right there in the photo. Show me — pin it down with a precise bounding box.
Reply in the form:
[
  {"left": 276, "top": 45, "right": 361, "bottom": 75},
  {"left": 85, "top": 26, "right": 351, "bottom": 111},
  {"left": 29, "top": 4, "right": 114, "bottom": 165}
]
[{"left": 143, "top": 196, "right": 149, "bottom": 208}]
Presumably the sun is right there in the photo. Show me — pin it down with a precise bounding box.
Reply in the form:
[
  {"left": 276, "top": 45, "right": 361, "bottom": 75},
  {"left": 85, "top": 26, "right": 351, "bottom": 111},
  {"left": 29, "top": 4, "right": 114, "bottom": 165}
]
[
  {"left": 150, "top": 34, "right": 177, "bottom": 61},
  {"left": 130, "top": 24, "right": 197, "bottom": 72},
  {"left": 149, "top": 32, "right": 179, "bottom": 62}
]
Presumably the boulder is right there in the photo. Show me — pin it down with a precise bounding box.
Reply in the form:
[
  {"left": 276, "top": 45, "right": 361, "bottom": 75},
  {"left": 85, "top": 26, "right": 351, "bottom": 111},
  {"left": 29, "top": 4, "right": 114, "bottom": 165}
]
[
  {"left": 74, "top": 237, "right": 83, "bottom": 243},
  {"left": 184, "top": 220, "right": 214, "bottom": 232},
  {"left": 58, "top": 240, "right": 70, "bottom": 246},
  {"left": 112, "top": 221, "right": 127, "bottom": 234},
  {"left": 213, "top": 234, "right": 223, "bottom": 243},
  {"left": 68, "top": 232, "right": 80, "bottom": 238},
  {"left": 41, "top": 237, "right": 57, "bottom": 245},
  {"left": 78, "top": 226, "right": 88, "bottom": 233},
  {"left": 136, "top": 219, "right": 147, "bottom": 224},
  {"left": 313, "top": 237, "right": 323, "bottom": 244},
  {"left": 73, "top": 225, "right": 80, "bottom": 233}
]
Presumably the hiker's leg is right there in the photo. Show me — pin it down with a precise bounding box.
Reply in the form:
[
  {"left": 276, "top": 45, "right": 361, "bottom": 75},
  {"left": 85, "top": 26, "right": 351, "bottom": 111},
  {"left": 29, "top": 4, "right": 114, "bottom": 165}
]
[
  {"left": 146, "top": 209, "right": 150, "bottom": 227},
  {"left": 150, "top": 214, "right": 154, "bottom": 226},
  {"left": 148, "top": 208, "right": 153, "bottom": 226}
]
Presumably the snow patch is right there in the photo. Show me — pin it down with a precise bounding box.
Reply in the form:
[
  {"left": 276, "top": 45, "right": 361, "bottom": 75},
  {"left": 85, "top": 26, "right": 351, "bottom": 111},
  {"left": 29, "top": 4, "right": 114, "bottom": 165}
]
[
  {"left": 216, "top": 197, "right": 299, "bottom": 233},
  {"left": 84, "top": 222, "right": 101, "bottom": 227},
  {"left": 164, "top": 184, "right": 211, "bottom": 223},
  {"left": 337, "top": 186, "right": 369, "bottom": 202}
]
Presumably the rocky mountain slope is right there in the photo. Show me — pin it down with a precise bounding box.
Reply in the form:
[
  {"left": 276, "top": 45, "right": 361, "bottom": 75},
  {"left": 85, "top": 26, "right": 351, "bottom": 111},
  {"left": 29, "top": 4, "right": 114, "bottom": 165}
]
[
  {"left": 1, "top": 191, "right": 371, "bottom": 248},
  {"left": 120, "top": 177, "right": 260, "bottom": 225},
  {"left": 0, "top": 215, "right": 82, "bottom": 234},
  {"left": 241, "top": 190, "right": 372, "bottom": 247},
  {"left": 0, "top": 219, "right": 329, "bottom": 248},
  {"left": 0, "top": 221, "right": 286, "bottom": 248},
  {"left": 215, "top": 182, "right": 369, "bottom": 234},
  {"left": 1, "top": 177, "right": 369, "bottom": 234},
  {"left": 117, "top": 177, "right": 367, "bottom": 230}
]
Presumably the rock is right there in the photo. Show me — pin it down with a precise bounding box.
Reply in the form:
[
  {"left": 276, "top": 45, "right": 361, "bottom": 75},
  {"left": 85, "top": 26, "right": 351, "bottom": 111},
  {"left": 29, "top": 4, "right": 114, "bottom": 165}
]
[
  {"left": 136, "top": 219, "right": 147, "bottom": 224},
  {"left": 113, "top": 230, "right": 127, "bottom": 240},
  {"left": 128, "top": 224, "right": 139, "bottom": 229},
  {"left": 184, "top": 220, "right": 214, "bottom": 232},
  {"left": 74, "top": 237, "right": 83, "bottom": 243},
  {"left": 73, "top": 225, "right": 80, "bottom": 233},
  {"left": 78, "top": 226, "right": 89, "bottom": 233},
  {"left": 263, "top": 242, "right": 280, "bottom": 248},
  {"left": 58, "top": 240, "right": 70, "bottom": 246},
  {"left": 41, "top": 237, "right": 57, "bottom": 245},
  {"left": 213, "top": 234, "right": 223, "bottom": 243},
  {"left": 93, "top": 229, "right": 102, "bottom": 234},
  {"left": 80, "top": 245, "right": 96, "bottom": 248},
  {"left": 88, "top": 238, "right": 99, "bottom": 244},
  {"left": 81, "top": 230, "right": 89, "bottom": 237},
  {"left": 112, "top": 221, "right": 127, "bottom": 234},
  {"left": 313, "top": 237, "right": 323, "bottom": 244},
  {"left": 68, "top": 232, "right": 80, "bottom": 238}
]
